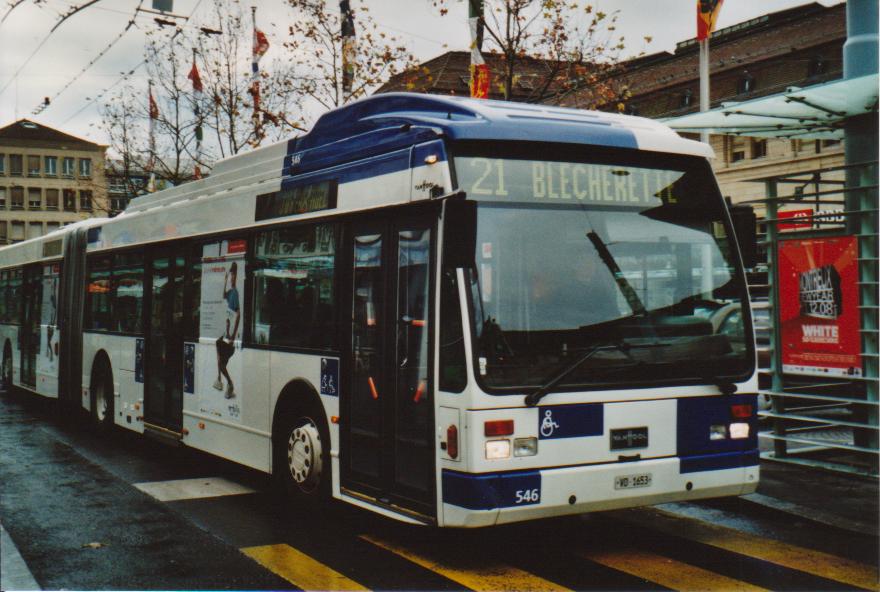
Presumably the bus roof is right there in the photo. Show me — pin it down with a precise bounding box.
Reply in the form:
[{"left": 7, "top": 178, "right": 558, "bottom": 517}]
[
  {"left": 0, "top": 217, "right": 105, "bottom": 268},
  {"left": 296, "top": 93, "right": 713, "bottom": 159}
]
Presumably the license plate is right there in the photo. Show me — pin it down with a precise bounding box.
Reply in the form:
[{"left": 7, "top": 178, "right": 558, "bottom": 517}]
[{"left": 614, "top": 473, "right": 652, "bottom": 490}]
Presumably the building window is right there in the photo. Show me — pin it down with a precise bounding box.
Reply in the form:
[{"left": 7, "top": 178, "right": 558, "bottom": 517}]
[
  {"left": 10, "top": 221, "right": 24, "bottom": 242},
  {"left": 808, "top": 55, "right": 826, "bottom": 78},
  {"left": 729, "top": 137, "right": 746, "bottom": 163},
  {"left": 78, "top": 158, "right": 92, "bottom": 178},
  {"left": 62, "top": 157, "right": 75, "bottom": 177},
  {"left": 11, "top": 187, "right": 24, "bottom": 209},
  {"left": 0, "top": 187, "right": 5, "bottom": 209},
  {"left": 27, "top": 222, "right": 42, "bottom": 240},
  {"left": 45, "top": 188, "right": 59, "bottom": 210},
  {"left": 737, "top": 70, "right": 755, "bottom": 95},
  {"left": 0, "top": 222, "right": 6, "bottom": 243},
  {"left": 0, "top": 154, "right": 5, "bottom": 175},
  {"left": 9, "top": 155, "right": 23, "bottom": 176},
  {"left": 110, "top": 196, "right": 129, "bottom": 214},
  {"left": 751, "top": 138, "right": 767, "bottom": 159},
  {"left": 28, "top": 187, "right": 41, "bottom": 209},
  {"left": 680, "top": 89, "right": 693, "bottom": 109},
  {"left": 44, "top": 156, "right": 57, "bottom": 176},
  {"left": 63, "top": 189, "right": 76, "bottom": 211},
  {"left": 46, "top": 222, "right": 60, "bottom": 233},
  {"left": 79, "top": 190, "right": 93, "bottom": 211},
  {"left": 27, "top": 155, "right": 41, "bottom": 177}
]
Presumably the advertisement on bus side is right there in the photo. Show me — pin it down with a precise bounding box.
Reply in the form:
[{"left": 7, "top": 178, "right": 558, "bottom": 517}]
[
  {"left": 777, "top": 235, "right": 861, "bottom": 377},
  {"left": 36, "top": 264, "right": 60, "bottom": 389},
  {"left": 197, "top": 239, "right": 246, "bottom": 422}
]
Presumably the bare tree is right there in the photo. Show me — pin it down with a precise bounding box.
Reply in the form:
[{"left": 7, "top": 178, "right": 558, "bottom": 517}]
[
  {"left": 285, "top": 0, "right": 420, "bottom": 112},
  {"left": 433, "top": 0, "right": 649, "bottom": 108}
]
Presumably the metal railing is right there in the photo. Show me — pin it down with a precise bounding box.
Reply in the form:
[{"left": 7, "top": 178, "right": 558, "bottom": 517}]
[{"left": 745, "top": 160, "right": 878, "bottom": 477}]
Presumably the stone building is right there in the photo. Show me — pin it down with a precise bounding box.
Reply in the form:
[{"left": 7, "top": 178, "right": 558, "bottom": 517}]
[
  {"left": 0, "top": 119, "right": 109, "bottom": 245},
  {"left": 377, "top": 2, "right": 847, "bottom": 207}
]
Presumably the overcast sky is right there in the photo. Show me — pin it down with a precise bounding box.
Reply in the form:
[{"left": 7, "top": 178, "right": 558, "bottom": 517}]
[{"left": 0, "top": 0, "right": 841, "bottom": 145}]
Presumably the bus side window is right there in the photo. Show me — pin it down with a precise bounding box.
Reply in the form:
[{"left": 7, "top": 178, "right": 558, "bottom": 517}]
[
  {"left": 252, "top": 223, "right": 338, "bottom": 350},
  {"left": 187, "top": 244, "right": 201, "bottom": 341},
  {"left": 439, "top": 268, "right": 466, "bottom": 392},
  {"left": 86, "top": 256, "right": 113, "bottom": 331},
  {"left": 0, "top": 271, "right": 6, "bottom": 323},
  {"left": 112, "top": 252, "right": 144, "bottom": 334}
]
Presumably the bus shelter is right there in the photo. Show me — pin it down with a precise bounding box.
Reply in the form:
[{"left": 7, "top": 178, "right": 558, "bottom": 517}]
[{"left": 665, "top": 73, "right": 878, "bottom": 477}]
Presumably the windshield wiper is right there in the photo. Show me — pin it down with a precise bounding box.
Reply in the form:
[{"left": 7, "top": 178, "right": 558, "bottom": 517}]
[
  {"left": 523, "top": 341, "right": 672, "bottom": 407},
  {"left": 523, "top": 343, "right": 631, "bottom": 407}
]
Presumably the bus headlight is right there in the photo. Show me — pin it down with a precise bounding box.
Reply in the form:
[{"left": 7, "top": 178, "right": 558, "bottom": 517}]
[
  {"left": 513, "top": 437, "right": 538, "bottom": 457},
  {"left": 729, "top": 422, "right": 750, "bottom": 439},
  {"left": 709, "top": 425, "right": 727, "bottom": 440},
  {"left": 485, "top": 439, "right": 511, "bottom": 459}
]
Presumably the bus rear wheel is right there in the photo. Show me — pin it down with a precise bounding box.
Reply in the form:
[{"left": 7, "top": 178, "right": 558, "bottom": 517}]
[
  {"left": 274, "top": 409, "right": 330, "bottom": 506},
  {"left": 91, "top": 365, "right": 114, "bottom": 432}
]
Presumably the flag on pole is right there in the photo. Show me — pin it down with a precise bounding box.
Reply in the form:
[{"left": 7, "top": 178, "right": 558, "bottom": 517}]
[
  {"left": 148, "top": 80, "right": 159, "bottom": 192},
  {"left": 697, "top": 0, "right": 724, "bottom": 41},
  {"left": 340, "top": 0, "right": 355, "bottom": 100},
  {"left": 188, "top": 50, "right": 204, "bottom": 180},
  {"left": 468, "top": 0, "right": 489, "bottom": 99},
  {"left": 251, "top": 7, "right": 269, "bottom": 141}
]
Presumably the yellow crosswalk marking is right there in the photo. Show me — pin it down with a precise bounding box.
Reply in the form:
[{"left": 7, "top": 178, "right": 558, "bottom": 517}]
[
  {"left": 360, "top": 534, "right": 569, "bottom": 592},
  {"left": 617, "top": 508, "right": 880, "bottom": 591},
  {"left": 581, "top": 548, "right": 768, "bottom": 592},
  {"left": 242, "top": 544, "right": 369, "bottom": 591}
]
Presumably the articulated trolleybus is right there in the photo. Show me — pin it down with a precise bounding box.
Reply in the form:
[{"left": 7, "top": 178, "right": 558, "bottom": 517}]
[{"left": 0, "top": 94, "right": 758, "bottom": 527}]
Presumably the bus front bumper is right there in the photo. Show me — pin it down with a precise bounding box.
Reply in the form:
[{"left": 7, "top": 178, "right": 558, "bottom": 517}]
[{"left": 440, "top": 451, "right": 759, "bottom": 528}]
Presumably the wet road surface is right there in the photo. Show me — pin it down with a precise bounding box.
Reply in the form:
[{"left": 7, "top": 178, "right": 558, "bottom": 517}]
[{"left": 2, "top": 391, "right": 877, "bottom": 591}]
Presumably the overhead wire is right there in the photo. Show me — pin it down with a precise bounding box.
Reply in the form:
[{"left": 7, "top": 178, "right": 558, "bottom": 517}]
[
  {"left": 59, "top": 0, "right": 207, "bottom": 126},
  {"left": 33, "top": 0, "right": 145, "bottom": 115}
]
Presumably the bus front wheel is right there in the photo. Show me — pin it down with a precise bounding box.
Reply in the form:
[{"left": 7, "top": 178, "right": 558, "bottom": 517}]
[
  {"left": 2, "top": 346, "right": 12, "bottom": 393},
  {"left": 274, "top": 408, "right": 330, "bottom": 506}
]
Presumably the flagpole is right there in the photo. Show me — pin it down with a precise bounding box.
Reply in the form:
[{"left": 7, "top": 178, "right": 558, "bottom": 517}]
[{"left": 699, "top": 38, "right": 709, "bottom": 144}]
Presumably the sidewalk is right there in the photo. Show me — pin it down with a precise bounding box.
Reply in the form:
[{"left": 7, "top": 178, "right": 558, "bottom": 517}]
[{"left": 1, "top": 523, "right": 40, "bottom": 591}]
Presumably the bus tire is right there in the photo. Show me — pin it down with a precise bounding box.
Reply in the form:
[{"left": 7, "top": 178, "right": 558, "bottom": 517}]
[
  {"left": 90, "top": 360, "right": 114, "bottom": 432},
  {"left": 2, "top": 343, "right": 12, "bottom": 394},
  {"left": 273, "top": 404, "right": 330, "bottom": 507}
]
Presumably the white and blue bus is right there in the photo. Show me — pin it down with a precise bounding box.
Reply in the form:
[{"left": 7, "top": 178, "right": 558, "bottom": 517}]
[{"left": 0, "top": 94, "right": 759, "bottom": 527}]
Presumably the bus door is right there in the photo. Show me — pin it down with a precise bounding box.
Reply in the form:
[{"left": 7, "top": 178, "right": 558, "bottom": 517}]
[
  {"left": 145, "top": 248, "right": 186, "bottom": 433},
  {"left": 343, "top": 216, "right": 436, "bottom": 517},
  {"left": 19, "top": 265, "right": 42, "bottom": 388}
]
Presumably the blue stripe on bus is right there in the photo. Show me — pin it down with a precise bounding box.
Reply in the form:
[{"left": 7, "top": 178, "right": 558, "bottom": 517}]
[
  {"left": 537, "top": 403, "right": 603, "bottom": 440},
  {"left": 677, "top": 394, "right": 758, "bottom": 456},
  {"left": 679, "top": 450, "right": 759, "bottom": 474},
  {"left": 442, "top": 469, "right": 542, "bottom": 510}
]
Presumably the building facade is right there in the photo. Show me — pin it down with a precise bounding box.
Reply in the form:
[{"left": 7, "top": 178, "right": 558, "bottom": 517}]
[{"left": 0, "top": 119, "right": 109, "bottom": 244}]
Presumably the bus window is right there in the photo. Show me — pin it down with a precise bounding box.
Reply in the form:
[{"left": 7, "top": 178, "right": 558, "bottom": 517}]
[
  {"left": 112, "top": 252, "right": 144, "bottom": 334},
  {"left": 86, "top": 256, "right": 113, "bottom": 331},
  {"left": 252, "top": 223, "right": 338, "bottom": 349},
  {"left": 0, "top": 271, "right": 7, "bottom": 323},
  {"left": 439, "top": 268, "right": 466, "bottom": 392},
  {"left": 8, "top": 268, "right": 22, "bottom": 325}
]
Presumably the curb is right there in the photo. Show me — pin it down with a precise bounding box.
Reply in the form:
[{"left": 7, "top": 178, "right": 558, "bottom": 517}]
[{"left": 0, "top": 523, "right": 41, "bottom": 591}]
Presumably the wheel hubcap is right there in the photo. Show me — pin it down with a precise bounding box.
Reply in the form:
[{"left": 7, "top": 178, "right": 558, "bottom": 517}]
[
  {"left": 95, "top": 381, "right": 108, "bottom": 421},
  {"left": 287, "top": 419, "right": 322, "bottom": 492}
]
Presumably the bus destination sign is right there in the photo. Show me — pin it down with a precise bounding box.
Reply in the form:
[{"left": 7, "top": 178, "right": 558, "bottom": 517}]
[
  {"left": 256, "top": 180, "right": 337, "bottom": 221},
  {"left": 455, "top": 157, "right": 682, "bottom": 206}
]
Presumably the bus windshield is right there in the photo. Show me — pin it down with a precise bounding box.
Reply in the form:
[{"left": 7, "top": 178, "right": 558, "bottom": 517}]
[{"left": 453, "top": 148, "right": 753, "bottom": 391}]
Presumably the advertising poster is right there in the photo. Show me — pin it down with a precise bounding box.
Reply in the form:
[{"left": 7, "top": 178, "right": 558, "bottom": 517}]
[
  {"left": 777, "top": 235, "right": 861, "bottom": 377},
  {"left": 197, "top": 239, "right": 246, "bottom": 422},
  {"left": 36, "top": 265, "right": 60, "bottom": 383}
]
